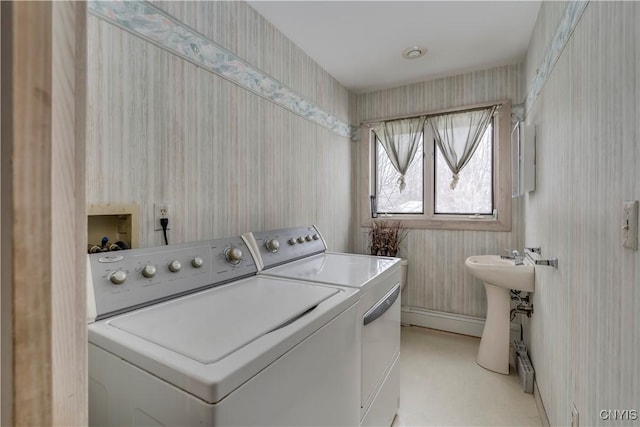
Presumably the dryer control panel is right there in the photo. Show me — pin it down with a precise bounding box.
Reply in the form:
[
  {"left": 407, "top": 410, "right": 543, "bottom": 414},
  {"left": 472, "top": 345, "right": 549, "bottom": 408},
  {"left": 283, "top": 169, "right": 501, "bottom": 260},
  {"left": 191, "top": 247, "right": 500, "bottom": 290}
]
[
  {"left": 88, "top": 236, "right": 258, "bottom": 321},
  {"left": 249, "top": 225, "right": 326, "bottom": 270}
]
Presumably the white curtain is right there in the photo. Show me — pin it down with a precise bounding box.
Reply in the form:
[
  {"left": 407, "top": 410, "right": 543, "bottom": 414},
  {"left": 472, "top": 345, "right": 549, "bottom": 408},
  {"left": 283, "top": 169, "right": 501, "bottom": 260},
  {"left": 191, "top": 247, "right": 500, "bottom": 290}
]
[
  {"left": 373, "top": 116, "right": 426, "bottom": 192},
  {"left": 428, "top": 106, "right": 497, "bottom": 190}
]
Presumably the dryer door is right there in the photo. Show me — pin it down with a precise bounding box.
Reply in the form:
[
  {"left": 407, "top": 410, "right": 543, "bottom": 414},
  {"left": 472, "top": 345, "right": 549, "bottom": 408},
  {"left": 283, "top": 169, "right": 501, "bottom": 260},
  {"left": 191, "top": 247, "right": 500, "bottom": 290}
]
[{"left": 361, "top": 283, "right": 401, "bottom": 412}]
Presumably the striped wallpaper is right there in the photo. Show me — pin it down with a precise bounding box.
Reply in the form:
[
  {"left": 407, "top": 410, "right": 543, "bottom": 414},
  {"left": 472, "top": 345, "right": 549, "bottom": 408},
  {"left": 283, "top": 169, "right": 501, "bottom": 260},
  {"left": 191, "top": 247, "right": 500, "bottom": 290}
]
[
  {"left": 524, "top": 1, "right": 589, "bottom": 113},
  {"left": 88, "top": 0, "right": 356, "bottom": 139},
  {"left": 524, "top": 2, "right": 639, "bottom": 425},
  {"left": 86, "top": 1, "right": 353, "bottom": 250}
]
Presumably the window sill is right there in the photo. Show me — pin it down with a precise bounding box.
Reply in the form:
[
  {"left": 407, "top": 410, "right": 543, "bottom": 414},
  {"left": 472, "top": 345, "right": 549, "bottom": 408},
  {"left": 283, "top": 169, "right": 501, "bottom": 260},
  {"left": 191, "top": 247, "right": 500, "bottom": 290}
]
[{"left": 362, "top": 215, "right": 511, "bottom": 232}]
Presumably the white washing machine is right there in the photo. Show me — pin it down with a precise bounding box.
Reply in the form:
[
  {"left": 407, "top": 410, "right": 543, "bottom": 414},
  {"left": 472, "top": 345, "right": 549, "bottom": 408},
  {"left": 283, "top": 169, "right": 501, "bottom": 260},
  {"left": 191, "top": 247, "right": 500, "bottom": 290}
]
[
  {"left": 87, "top": 235, "right": 360, "bottom": 426},
  {"left": 245, "top": 226, "right": 401, "bottom": 427}
]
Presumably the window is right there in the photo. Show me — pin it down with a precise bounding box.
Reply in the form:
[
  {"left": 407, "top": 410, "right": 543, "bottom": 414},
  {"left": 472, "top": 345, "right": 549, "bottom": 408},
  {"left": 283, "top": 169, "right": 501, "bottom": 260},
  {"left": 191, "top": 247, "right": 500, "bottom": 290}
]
[
  {"left": 433, "top": 121, "right": 493, "bottom": 215},
  {"left": 375, "top": 133, "right": 424, "bottom": 214},
  {"left": 362, "top": 101, "right": 511, "bottom": 231}
]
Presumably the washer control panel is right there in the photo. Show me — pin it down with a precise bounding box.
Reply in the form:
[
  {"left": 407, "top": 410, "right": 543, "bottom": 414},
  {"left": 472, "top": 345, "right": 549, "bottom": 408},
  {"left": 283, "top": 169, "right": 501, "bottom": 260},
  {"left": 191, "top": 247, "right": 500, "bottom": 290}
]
[
  {"left": 88, "top": 236, "right": 257, "bottom": 321},
  {"left": 250, "top": 225, "right": 326, "bottom": 270}
]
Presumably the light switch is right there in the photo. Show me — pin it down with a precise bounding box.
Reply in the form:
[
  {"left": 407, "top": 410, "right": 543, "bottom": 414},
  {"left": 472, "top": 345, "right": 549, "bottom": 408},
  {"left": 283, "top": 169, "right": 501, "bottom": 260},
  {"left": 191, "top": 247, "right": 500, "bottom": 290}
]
[{"left": 622, "top": 200, "right": 638, "bottom": 250}]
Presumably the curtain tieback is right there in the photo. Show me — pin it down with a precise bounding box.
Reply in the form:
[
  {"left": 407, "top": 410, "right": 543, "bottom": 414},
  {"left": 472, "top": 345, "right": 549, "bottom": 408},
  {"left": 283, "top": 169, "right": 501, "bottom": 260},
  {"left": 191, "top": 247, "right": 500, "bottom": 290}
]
[
  {"left": 398, "top": 175, "right": 407, "bottom": 192},
  {"left": 450, "top": 173, "right": 460, "bottom": 190}
]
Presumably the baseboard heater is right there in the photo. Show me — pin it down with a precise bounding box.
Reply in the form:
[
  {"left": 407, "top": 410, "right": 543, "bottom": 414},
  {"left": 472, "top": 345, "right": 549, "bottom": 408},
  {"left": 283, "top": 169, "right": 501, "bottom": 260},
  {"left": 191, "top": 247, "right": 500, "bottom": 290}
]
[{"left": 513, "top": 340, "right": 534, "bottom": 394}]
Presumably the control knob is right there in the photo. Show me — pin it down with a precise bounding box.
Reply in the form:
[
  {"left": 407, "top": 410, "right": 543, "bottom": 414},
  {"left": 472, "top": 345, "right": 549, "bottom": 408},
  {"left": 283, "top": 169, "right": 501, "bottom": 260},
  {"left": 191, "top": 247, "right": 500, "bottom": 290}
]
[
  {"left": 297, "top": 236, "right": 305, "bottom": 244},
  {"left": 141, "top": 265, "right": 156, "bottom": 278},
  {"left": 225, "top": 247, "right": 243, "bottom": 265},
  {"left": 265, "top": 238, "right": 280, "bottom": 253},
  {"left": 191, "top": 257, "right": 204, "bottom": 268},
  {"left": 168, "top": 260, "right": 182, "bottom": 273},
  {"left": 312, "top": 234, "right": 320, "bottom": 240},
  {"left": 305, "top": 235, "right": 312, "bottom": 242},
  {"left": 109, "top": 270, "right": 127, "bottom": 285},
  {"left": 288, "top": 238, "right": 296, "bottom": 245}
]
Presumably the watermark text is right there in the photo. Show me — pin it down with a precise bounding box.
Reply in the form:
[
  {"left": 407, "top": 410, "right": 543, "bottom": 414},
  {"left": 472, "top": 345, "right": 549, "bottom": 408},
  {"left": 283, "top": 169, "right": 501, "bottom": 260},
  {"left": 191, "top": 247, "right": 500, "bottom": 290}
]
[{"left": 600, "top": 409, "right": 639, "bottom": 421}]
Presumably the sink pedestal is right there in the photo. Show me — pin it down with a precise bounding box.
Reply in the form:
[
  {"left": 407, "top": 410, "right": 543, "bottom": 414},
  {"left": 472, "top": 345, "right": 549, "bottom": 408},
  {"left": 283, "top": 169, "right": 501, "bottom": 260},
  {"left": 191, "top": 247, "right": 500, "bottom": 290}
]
[
  {"left": 477, "top": 282, "right": 510, "bottom": 374},
  {"left": 464, "top": 254, "right": 534, "bottom": 376}
]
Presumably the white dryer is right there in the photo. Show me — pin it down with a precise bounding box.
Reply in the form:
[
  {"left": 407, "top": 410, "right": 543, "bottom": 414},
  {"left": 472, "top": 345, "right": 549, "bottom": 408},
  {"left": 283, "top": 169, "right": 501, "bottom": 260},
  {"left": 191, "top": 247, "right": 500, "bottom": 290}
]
[
  {"left": 246, "top": 226, "right": 401, "bottom": 427},
  {"left": 87, "top": 235, "right": 360, "bottom": 426}
]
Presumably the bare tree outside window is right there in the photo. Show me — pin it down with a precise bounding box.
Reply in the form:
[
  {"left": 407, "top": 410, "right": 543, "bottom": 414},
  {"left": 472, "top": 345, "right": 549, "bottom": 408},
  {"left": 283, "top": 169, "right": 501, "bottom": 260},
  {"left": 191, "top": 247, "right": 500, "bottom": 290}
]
[
  {"left": 374, "top": 122, "right": 493, "bottom": 216},
  {"left": 366, "top": 101, "right": 510, "bottom": 231},
  {"left": 375, "top": 135, "right": 423, "bottom": 214},
  {"left": 435, "top": 123, "right": 493, "bottom": 214}
]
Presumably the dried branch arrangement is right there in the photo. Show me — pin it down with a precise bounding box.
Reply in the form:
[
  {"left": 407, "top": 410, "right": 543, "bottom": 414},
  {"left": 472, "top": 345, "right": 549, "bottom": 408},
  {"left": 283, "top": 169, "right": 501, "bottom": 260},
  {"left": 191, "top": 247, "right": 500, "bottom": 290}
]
[{"left": 368, "top": 220, "right": 408, "bottom": 257}]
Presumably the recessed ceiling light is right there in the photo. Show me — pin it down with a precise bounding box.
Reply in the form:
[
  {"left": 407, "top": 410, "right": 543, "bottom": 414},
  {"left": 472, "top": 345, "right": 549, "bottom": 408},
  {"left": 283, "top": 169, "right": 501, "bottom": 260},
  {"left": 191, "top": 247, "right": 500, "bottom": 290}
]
[{"left": 402, "top": 46, "right": 427, "bottom": 60}]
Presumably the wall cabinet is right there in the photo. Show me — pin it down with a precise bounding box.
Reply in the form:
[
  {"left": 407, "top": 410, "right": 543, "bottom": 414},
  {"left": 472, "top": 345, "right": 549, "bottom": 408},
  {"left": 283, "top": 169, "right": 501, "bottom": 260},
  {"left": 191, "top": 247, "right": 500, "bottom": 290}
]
[{"left": 511, "top": 122, "right": 536, "bottom": 197}]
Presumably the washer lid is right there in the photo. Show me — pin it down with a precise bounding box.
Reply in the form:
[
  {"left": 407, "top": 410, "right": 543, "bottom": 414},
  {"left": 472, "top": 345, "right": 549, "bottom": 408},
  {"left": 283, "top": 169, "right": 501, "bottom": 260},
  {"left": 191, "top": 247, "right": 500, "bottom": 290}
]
[
  {"left": 110, "top": 279, "right": 337, "bottom": 364},
  {"left": 264, "top": 253, "right": 399, "bottom": 288}
]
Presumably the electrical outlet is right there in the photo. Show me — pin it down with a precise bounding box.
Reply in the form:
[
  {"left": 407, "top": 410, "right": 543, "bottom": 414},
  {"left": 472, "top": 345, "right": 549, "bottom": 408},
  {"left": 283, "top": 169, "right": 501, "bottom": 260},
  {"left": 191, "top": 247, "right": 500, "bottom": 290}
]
[
  {"left": 154, "top": 203, "right": 170, "bottom": 231},
  {"left": 571, "top": 403, "right": 579, "bottom": 427}
]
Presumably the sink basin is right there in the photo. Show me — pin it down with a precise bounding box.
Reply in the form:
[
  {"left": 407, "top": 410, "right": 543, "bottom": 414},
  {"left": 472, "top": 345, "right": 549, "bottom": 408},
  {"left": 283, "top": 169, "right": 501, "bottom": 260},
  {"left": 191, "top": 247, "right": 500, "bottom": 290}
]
[
  {"left": 465, "top": 255, "right": 534, "bottom": 292},
  {"left": 465, "top": 254, "right": 535, "bottom": 374}
]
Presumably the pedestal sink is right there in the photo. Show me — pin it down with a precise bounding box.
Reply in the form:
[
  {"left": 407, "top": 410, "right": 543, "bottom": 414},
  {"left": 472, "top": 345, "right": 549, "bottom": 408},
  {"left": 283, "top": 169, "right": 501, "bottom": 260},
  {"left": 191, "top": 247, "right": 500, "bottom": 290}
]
[{"left": 465, "top": 255, "right": 534, "bottom": 374}]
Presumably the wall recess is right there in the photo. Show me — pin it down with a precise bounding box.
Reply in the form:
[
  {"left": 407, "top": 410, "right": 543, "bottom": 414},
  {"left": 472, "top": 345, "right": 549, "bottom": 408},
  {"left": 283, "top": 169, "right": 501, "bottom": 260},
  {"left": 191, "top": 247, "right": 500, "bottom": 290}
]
[{"left": 88, "top": 203, "right": 140, "bottom": 251}]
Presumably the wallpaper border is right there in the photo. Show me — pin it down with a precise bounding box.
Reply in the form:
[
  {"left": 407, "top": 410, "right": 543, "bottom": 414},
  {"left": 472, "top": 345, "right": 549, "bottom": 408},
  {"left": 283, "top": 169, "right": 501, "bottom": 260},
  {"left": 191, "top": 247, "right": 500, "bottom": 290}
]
[
  {"left": 525, "top": 1, "right": 589, "bottom": 114},
  {"left": 88, "top": 0, "right": 357, "bottom": 139}
]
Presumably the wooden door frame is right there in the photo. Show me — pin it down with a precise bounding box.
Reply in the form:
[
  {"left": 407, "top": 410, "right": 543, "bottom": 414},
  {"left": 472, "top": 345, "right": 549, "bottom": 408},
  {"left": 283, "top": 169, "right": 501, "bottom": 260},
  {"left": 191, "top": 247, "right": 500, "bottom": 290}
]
[{"left": 1, "top": 2, "right": 87, "bottom": 424}]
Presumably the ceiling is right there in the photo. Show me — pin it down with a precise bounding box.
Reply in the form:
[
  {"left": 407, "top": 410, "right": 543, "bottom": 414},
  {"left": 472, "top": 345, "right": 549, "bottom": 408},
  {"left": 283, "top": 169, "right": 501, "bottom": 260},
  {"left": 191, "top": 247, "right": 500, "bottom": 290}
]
[{"left": 247, "top": 1, "right": 541, "bottom": 94}]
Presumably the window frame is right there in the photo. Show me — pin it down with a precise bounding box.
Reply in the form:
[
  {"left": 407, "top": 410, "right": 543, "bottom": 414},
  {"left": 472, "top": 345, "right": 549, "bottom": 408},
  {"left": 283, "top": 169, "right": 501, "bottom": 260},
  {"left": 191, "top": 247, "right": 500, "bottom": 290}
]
[
  {"left": 359, "top": 100, "right": 512, "bottom": 231},
  {"left": 430, "top": 116, "right": 494, "bottom": 215},
  {"left": 373, "top": 131, "right": 425, "bottom": 215}
]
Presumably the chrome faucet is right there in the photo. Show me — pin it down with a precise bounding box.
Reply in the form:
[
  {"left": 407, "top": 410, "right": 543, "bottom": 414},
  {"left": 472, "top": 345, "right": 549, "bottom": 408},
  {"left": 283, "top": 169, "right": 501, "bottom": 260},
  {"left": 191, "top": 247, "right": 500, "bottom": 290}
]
[{"left": 502, "top": 249, "right": 524, "bottom": 265}]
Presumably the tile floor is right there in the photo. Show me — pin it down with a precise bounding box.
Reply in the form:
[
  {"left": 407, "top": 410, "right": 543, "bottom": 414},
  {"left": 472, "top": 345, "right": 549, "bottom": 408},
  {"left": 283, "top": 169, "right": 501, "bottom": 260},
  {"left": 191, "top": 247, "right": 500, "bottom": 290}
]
[{"left": 392, "top": 326, "right": 542, "bottom": 427}]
